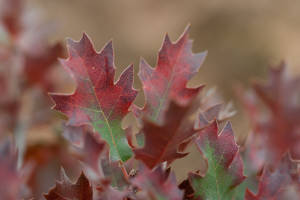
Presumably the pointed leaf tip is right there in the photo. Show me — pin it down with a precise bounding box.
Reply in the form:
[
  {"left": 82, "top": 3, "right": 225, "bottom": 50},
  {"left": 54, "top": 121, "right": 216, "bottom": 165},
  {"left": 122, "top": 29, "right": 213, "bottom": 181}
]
[
  {"left": 135, "top": 26, "right": 206, "bottom": 121},
  {"left": 221, "top": 122, "right": 234, "bottom": 137},
  {"left": 191, "top": 120, "right": 246, "bottom": 200},
  {"left": 180, "top": 24, "right": 191, "bottom": 39},
  {"left": 44, "top": 171, "right": 93, "bottom": 200},
  {"left": 134, "top": 101, "right": 196, "bottom": 169},
  {"left": 50, "top": 35, "right": 136, "bottom": 162}
]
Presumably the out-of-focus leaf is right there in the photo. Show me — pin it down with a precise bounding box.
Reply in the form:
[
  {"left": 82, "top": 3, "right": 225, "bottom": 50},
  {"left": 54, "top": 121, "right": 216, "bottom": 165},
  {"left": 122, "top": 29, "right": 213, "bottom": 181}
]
[
  {"left": 63, "top": 124, "right": 106, "bottom": 174},
  {"left": 95, "top": 179, "right": 128, "bottom": 200},
  {"left": 0, "top": 0, "right": 63, "bottom": 90},
  {"left": 25, "top": 141, "right": 81, "bottom": 198},
  {"left": 239, "top": 64, "right": 300, "bottom": 162},
  {"left": 0, "top": 138, "right": 31, "bottom": 200},
  {"left": 0, "top": 0, "right": 22, "bottom": 38},
  {"left": 196, "top": 87, "right": 236, "bottom": 130},
  {"left": 245, "top": 154, "right": 300, "bottom": 200},
  {"left": 134, "top": 101, "right": 196, "bottom": 169},
  {"left": 131, "top": 164, "right": 183, "bottom": 200}
]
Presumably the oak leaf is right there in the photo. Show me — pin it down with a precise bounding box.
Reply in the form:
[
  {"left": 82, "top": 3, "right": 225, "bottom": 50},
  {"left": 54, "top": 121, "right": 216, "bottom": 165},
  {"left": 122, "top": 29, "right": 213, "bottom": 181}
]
[
  {"left": 132, "top": 26, "right": 206, "bottom": 122},
  {"left": 50, "top": 34, "right": 137, "bottom": 162},
  {"left": 245, "top": 154, "right": 300, "bottom": 200},
  {"left": 239, "top": 64, "right": 300, "bottom": 162},
  {"left": 189, "top": 121, "right": 246, "bottom": 200},
  {"left": 134, "top": 101, "right": 196, "bottom": 169},
  {"left": 44, "top": 169, "right": 93, "bottom": 200}
]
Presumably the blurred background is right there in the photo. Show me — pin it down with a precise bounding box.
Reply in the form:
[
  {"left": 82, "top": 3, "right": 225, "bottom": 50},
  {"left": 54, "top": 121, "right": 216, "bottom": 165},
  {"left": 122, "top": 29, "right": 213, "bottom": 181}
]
[
  {"left": 1, "top": 0, "right": 300, "bottom": 198},
  {"left": 32, "top": 0, "right": 300, "bottom": 133}
]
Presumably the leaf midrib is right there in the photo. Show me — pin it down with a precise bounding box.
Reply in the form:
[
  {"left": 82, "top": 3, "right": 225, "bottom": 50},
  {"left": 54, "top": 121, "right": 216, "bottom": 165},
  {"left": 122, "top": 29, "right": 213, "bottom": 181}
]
[
  {"left": 151, "top": 41, "right": 187, "bottom": 166},
  {"left": 205, "top": 143, "right": 222, "bottom": 200},
  {"left": 153, "top": 42, "right": 185, "bottom": 121},
  {"left": 80, "top": 57, "right": 122, "bottom": 161}
]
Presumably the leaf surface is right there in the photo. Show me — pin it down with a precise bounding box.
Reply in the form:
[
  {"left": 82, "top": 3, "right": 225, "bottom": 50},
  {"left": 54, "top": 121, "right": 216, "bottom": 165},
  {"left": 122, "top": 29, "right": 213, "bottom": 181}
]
[
  {"left": 0, "top": 138, "right": 28, "bottom": 200},
  {"left": 131, "top": 165, "right": 183, "bottom": 200},
  {"left": 253, "top": 64, "right": 300, "bottom": 161},
  {"left": 44, "top": 169, "right": 93, "bottom": 200},
  {"left": 0, "top": 0, "right": 22, "bottom": 37},
  {"left": 190, "top": 121, "right": 246, "bottom": 200},
  {"left": 239, "top": 64, "right": 300, "bottom": 162},
  {"left": 63, "top": 125, "right": 106, "bottom": 174},
  {"left": 96, "top": 179, "right": 128, "bottom": 200},
  {"left": 134, "top": 101, "right": 196, "bottom": 169},
  {"left": 245, "top": 154, "right": 300, "bottom": 200},
  {"left": 50, "top": 34, "right": 137, "bottom": 161},
  {"left": 132, "top": 26, "right": 206, "bottom": 122}
]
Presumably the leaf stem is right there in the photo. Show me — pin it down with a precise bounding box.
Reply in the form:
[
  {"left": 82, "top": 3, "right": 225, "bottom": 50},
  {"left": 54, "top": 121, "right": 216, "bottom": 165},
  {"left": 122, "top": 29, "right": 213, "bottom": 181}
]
[{"left": 119, "top": 161, "right": 129, "bottom": 181}]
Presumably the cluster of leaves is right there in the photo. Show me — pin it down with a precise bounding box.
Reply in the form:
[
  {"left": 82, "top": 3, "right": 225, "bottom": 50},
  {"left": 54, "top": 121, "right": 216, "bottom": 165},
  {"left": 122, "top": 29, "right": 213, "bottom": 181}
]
[
  {"left": 0, "top": 0, "right": 62, "bottom": 161},
  {"left": 0, "top": 0, "right": 300, "bottom": 199}
]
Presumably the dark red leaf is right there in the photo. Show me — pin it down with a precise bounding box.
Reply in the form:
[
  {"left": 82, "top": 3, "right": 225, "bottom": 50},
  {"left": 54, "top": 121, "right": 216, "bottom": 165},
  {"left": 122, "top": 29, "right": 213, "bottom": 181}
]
[
  {"left": 23, "top": 42, "right": 64, "bottom": 90},
  {"left": 134, "top": 101, "right": 196, "bottom": 169},
  {"left": 178, "top": 179, "right": 197, "bottom": 200},
  {"left": 44, "top": 169, "right": 93, "bottom": 200}
]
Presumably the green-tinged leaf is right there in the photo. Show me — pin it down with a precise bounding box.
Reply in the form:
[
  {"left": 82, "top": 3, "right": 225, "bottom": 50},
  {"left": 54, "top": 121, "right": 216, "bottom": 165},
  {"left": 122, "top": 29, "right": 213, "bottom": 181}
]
[
  {"left": 50, "top": 34, "right": 137, "bottom": 162},
  {"left": 190, "top": 121, "right": 246, "bottom": 200}
]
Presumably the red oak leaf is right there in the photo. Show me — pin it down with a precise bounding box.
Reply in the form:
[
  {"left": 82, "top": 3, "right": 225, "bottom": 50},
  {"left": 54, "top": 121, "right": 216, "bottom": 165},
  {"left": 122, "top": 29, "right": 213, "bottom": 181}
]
[
  {"left": 44, "top": 169, "right": 93, "bottom": 200},
  {"left": 131, "top": 165, "right": 183, "bottom": 200},
  {"left": 179, "top": 88, "right": 236, "bottom": 152},
  {"left": 132, "top": 26, "right": 206, "bottom": 122},
  {"left": 239, "top": 63, "right": 300, "bottom": 162},
  {"left": 245, "top": 154, "right": 300, "bottom": 200},
  {"left": 134, "top": 101, "right": 196, "bottom": 169},
  {"left": 189, "top": 121, "right": 246, "bottom": 200},
  {"left": 50, "top": 34, "right": 137, "bottom": 162}
]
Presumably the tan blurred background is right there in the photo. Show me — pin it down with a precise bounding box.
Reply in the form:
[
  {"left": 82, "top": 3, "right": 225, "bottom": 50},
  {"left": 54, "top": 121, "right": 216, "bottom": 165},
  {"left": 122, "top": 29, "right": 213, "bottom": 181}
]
[{"left": 28, "top": 0, "right": 300, "bottom": 181}]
